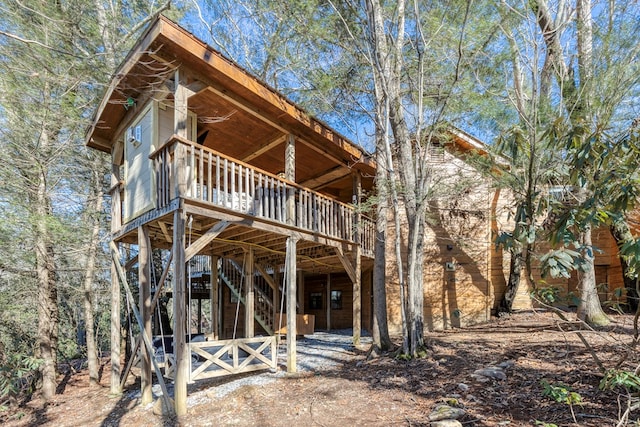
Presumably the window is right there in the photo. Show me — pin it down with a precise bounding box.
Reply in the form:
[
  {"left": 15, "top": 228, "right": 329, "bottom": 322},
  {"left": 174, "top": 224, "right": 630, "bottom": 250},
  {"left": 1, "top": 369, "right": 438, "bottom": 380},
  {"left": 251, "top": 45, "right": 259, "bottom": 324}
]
[
  {"left": 330, "top": 290, "right": 342, "bottom": 310},
  {"left": 309, "top": 292, "right": 323, "bottom": 310}
]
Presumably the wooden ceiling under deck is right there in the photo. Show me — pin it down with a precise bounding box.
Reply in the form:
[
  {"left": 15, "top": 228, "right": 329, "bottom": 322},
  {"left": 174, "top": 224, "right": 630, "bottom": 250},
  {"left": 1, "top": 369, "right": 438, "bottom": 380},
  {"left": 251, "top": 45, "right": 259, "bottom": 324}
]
[{"left": 115, "top": 205, "right": 373, "bottom": 276}]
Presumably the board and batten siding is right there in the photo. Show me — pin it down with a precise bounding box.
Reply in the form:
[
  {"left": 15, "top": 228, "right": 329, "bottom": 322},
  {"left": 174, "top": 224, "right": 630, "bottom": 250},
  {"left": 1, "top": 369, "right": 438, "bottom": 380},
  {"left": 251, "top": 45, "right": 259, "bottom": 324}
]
[
  {"left": 122, "top": 102, "right": 197, "bottom": 224},
  {"left": 123, "top": 104, "right": 156, "bottom": 222}
]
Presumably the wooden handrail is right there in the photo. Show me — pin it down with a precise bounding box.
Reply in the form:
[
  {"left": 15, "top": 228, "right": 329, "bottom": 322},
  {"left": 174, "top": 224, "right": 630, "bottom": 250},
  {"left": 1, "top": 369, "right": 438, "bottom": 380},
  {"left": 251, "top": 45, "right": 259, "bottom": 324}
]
[
  {"left": 150, "top": 135, "right": 375, "bottom": 253},
  {"left": 151, "top": 134, "right": 361, "bottom": 211}
]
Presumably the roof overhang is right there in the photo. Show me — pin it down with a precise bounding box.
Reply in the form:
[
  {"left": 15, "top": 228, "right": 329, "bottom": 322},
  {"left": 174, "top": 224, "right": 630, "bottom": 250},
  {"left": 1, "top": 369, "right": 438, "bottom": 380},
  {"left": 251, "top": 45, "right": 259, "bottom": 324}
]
[{"left": 85, "top": 16, "right": 375, "bottom": 179}]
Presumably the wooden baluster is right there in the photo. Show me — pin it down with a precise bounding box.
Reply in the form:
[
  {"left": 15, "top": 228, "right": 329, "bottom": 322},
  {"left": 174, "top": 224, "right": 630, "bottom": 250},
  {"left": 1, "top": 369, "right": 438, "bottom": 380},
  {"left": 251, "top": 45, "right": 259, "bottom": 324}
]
[
  {"left": 189, "top": 145, "right": 195, "bottom": 197},
  {"left": 230, "top": 162, "right": 236, "bottom": 210},
  {"left": 223, "top": 158, "right": 229, "bottom": 208},
  {"left": 198, "top": 147, "right": 204, "bottom": 201},
  {"left": 216, "top": 155, "right": 221, "bottom": 205},
  {"left": 257, "top": 174, "right": 263, "bottom": 217},
  {"left": 207, "top": 151, "right": 212, "bottom": 202},
  {"left": 237, "top": 164, "right": 242, "bottom": 211},
  {"left": 269, "top": 178, "right": 275, "bottom": 220},
  {"left": 297, "top": 190, "right": 302, "bottom": 228},
  {"left": 250, "top": 169, "right": 255, "bottom": 214}
]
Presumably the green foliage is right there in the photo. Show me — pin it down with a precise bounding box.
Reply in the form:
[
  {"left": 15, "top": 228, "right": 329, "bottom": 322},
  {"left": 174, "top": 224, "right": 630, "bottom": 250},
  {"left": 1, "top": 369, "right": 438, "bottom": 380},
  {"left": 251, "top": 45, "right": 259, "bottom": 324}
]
[
  {"left": 541, "top": 380, "right": 583, "bottom": 406},
  {"left": 532, "top": 286, "right": 561, "bottom": 304},
  {"left": 600, "top": 369, "right": 640, "bottom": 392},
  {"left": 0, "top": 354, "right": 43, "bottom": 403},
  {"left": 539, "top": 248, "right": 582, "bottom": 279},
  {"left": 535, "top": 421, "right": 558, "bottom": 427}
]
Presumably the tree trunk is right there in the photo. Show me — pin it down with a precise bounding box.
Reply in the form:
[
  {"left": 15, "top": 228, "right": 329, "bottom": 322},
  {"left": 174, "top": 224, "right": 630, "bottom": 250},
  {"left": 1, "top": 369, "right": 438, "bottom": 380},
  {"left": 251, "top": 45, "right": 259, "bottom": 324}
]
[
  {"left": 610, "top": 218, "right": 639, "bottom": 312},
  {"left": 499, "top": 242, "right": 523, "bottom": 314},
  {"left": 577, "top": 225, "right": 610, "bottom": 326},
  {"left": 406, "top": 217, "right": 425, "bottom": 355},
  {"left": 82, "top": 155, "right": 105, "bottom": 386},
  {"left": 372, "top": 146, "right": 391, "bottom": 353},
  {"left": 34, "top": 129, "right": 58, "bottom": 400}
]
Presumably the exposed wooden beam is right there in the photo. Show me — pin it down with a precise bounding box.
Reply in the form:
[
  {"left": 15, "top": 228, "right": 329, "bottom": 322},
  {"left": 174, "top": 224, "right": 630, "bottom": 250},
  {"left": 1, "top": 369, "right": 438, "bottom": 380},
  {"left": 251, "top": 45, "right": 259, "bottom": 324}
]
[
  {"left": 158, "top": 221, "right": 172, "bottom": 243},
  {"left": 195, "top": 86, "right": 289, "bottom": 134},
  {"left": 185, "top": 220, "right": 230, "bottom": 262},
  {"left": 241, "top": 134, "right": 287, "bottom": 162},
  {"left": 124, "top": 254, "right": 138, "bottom": 271},
  {"left": 335, "top": 246, "right": 356, "bottom": 284},
  {"left": 299, "top": 166, "right": 351, "bottom": 190}
]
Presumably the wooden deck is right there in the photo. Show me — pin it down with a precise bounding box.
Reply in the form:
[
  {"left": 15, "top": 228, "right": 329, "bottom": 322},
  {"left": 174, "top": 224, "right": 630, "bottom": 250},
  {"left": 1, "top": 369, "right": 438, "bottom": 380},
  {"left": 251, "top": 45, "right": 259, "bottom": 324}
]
[{"left": 147, "top": 135, "right": 374, "bottom": 258}]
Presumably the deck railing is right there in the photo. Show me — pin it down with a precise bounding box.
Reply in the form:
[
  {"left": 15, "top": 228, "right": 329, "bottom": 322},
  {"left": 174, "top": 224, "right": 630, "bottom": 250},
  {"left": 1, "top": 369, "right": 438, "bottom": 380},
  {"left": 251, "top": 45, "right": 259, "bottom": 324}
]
[{"left": 151, "top": 135, "right": 374, "bottom": 256}]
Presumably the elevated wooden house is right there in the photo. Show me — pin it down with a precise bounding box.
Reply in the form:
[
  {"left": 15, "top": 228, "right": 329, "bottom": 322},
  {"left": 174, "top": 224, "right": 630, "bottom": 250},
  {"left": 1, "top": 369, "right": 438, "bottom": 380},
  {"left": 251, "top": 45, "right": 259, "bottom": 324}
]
[
  {"left": 85, "top": 15, "right": 632, "bottom": 417},
  {"left": 86, "top": 16, "right": 375, "bottom": 415}
]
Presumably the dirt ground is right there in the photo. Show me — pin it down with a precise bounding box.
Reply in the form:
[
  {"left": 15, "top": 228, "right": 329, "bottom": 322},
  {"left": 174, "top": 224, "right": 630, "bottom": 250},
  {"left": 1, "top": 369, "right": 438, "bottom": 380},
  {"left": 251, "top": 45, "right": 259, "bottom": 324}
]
[{"left": 2, "top": 310, "right": 639, "bottom": 427}]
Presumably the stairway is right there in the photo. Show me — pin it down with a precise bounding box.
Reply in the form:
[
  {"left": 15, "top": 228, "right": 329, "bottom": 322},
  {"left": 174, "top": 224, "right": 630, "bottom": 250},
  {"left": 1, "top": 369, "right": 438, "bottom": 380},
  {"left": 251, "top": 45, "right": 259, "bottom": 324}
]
[{"left": 219, "top": 258, "right": 275, "bottom": 335}]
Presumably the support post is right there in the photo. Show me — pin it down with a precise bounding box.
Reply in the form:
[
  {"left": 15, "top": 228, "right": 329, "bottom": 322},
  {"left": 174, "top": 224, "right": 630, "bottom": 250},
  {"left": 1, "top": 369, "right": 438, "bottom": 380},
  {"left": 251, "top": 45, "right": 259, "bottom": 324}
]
[
  {"left": 138, "top": 226, "right": 152, "bottom": 404},
  {"left": 110, "top": 243, "right": 121, "bottom": 395},
  {"left": 172, "top": 209, "right": 187, "bottom": 416},
  {"left": 297, "top": 271, "right": 304, "bottom": 315},
  {"left": 245, "top": 248, "right": 255, "bottom": 338},
  {"left": 286, "top": 236, "right": 297, "bottom": 373},
  {"left": 111, "top": 146, "right": 122, "bottom": 233},
  {"left": 173, "top": 68, "right": 189, "bottom": 417},
  {"left": 109, "top": 148, "right": 122, "bottom": 395},
  {"left": 353, "top": 172, "right": 362, "bottom": 346},
  {"left": 211, "top": 254, "right": 219, "bottom": 340},
  {"left": 326, "top": 273, "right": 331, "bottom": 332}
]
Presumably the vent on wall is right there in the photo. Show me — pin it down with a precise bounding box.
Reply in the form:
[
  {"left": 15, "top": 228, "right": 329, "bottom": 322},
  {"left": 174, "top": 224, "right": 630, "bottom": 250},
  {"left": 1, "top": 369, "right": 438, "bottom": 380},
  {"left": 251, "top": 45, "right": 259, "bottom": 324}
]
[{"left": 428, "top": 143, "right": 445, "bottom": 163}]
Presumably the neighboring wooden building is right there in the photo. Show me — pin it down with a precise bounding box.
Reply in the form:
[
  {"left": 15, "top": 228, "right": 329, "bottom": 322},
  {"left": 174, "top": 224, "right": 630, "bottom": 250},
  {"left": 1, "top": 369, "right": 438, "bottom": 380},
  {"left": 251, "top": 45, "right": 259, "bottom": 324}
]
[
  {"left": 383, "top": 130, "right": 629, "bottom": 334},
  {"left": 86, "top": 16, "right": 375, "bottom": 415}
]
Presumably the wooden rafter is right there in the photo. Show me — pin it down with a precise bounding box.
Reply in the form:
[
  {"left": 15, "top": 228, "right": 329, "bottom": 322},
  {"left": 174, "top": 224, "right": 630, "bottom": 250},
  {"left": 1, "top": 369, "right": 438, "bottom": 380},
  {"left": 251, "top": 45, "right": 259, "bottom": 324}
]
[
  {"left": 300, "top": 165, "right": 351, "bottom": 190},
  {"left": 185, "top": 220, "right": 230, "bottom": 262},
  {"left": 241, "top": 134, "right": 287, "bottom": 162},
  {"left": 335, "top": 246, "right": 356, "bottom": 284}
]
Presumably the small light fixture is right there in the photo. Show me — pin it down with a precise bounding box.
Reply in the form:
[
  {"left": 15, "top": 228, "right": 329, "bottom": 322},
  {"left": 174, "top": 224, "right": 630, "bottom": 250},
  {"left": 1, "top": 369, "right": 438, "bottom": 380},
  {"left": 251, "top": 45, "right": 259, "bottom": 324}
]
[{"left": 124, "top": 97, "right": 136, "bottom": 110}]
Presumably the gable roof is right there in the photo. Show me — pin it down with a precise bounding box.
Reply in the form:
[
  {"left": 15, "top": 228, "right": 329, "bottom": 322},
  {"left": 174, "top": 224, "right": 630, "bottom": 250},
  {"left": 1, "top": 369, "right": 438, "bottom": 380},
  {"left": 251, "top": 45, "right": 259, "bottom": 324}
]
[{"left": 85, "top": 16, "right": 375, "bottom": 179}]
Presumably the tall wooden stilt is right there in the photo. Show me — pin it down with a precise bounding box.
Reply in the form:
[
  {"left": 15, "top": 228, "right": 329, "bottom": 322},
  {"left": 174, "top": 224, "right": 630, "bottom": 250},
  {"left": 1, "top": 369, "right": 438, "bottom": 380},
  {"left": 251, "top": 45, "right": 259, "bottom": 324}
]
[
  {"left": 110, "top": 245, "right": 121, "bottom": 395},
  {"left": 173, "top": 68, "right": 189, "bottom": 417},
  {"left": 326, "top": 273, "right": 331, "bottom": 332},
  {"left": 172, "top": 209, "right": 187, "bottom": 416},
  {"left": 138, "top": 226, "right": 152, "bottom": 404},
  {"left": 284, "top": 134, "right": 297, "bottom": 372},
  {"left": 286, "top": 236, "right": 297, "bottom": 373},
  {"left": 245, "top": 248, "right": 254, "bottom": 338},
  {"left": 211, "top": 254, "right": 219, "bottom": 340},
  {"left": 109, "top": 147, "right": 122, "bottom": 395}
]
